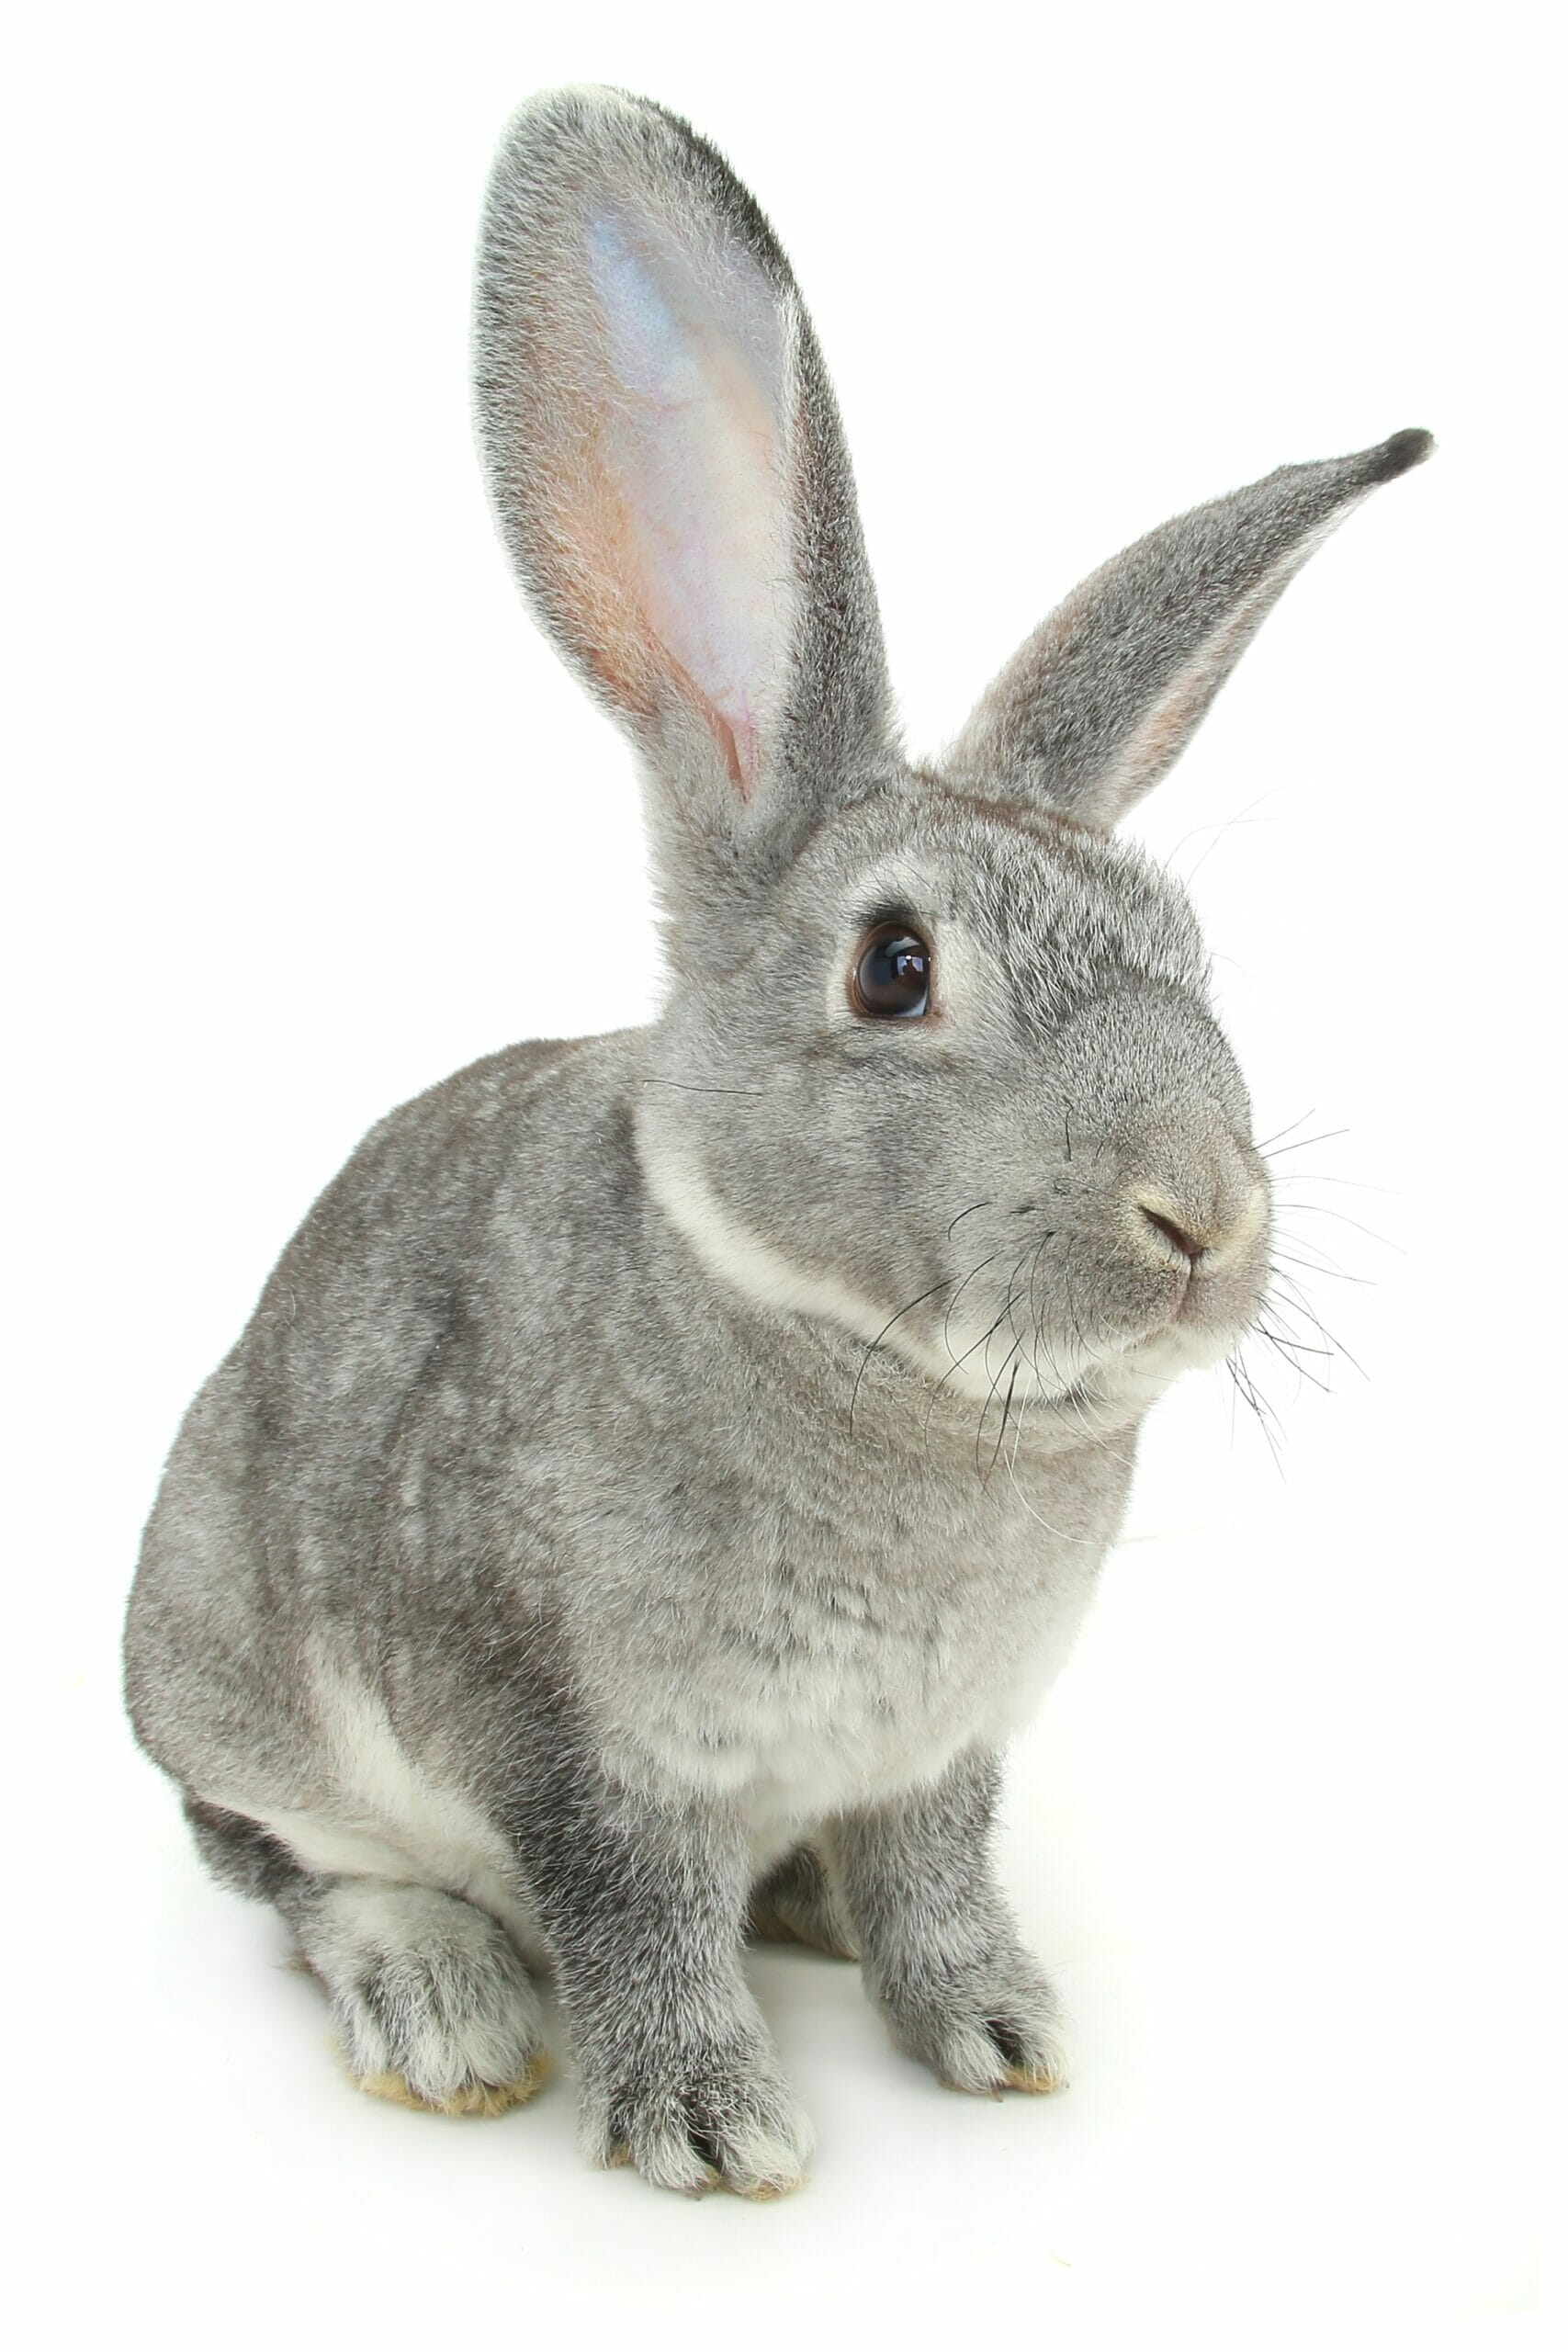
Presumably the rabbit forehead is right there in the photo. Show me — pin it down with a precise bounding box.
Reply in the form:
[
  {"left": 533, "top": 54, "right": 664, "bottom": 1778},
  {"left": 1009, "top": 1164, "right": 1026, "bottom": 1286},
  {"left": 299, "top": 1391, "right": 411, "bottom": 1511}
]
[{"left": 792, "top": 793, "right": 1211, "bottom": 1004}]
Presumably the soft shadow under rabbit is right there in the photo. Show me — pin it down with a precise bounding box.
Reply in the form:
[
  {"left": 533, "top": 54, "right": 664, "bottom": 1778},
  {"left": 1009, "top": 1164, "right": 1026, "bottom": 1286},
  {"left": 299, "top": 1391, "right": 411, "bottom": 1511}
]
[{"left": 124, "top": 87, "right": 1429, "bottom": 2197}]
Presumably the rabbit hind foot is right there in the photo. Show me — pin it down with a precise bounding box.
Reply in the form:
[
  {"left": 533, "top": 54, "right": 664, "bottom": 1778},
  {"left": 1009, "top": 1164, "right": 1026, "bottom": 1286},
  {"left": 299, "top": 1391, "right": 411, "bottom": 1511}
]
[{"left": 293, "top": 1878, "right": 549, "bottom": 2119}]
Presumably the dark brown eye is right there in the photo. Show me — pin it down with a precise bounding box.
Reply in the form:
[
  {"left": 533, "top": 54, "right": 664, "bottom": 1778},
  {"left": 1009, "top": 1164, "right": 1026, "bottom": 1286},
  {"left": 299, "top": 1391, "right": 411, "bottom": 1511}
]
[{"left": 850, "top": 922, "right": 932, "bottom": 1018}]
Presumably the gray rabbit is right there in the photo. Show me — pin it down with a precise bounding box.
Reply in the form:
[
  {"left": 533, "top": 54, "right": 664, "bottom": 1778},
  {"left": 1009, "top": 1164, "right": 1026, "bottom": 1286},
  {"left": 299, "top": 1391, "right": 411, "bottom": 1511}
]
[{"left": 123, "top": 85, "right": 1430, "bottom": 2197}]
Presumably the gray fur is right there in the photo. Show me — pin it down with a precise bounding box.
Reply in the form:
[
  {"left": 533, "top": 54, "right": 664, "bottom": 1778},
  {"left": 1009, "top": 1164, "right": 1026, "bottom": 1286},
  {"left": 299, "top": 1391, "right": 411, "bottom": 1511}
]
[
  {"left": 749, "top": 1842, "right": 861, "bottom": 1960},
  {"left": 122, "top": 85, "right": 1429, "bottom": 2195},
  {"left": 948, "top": 428, "right": 1431, "bottom": 827}
]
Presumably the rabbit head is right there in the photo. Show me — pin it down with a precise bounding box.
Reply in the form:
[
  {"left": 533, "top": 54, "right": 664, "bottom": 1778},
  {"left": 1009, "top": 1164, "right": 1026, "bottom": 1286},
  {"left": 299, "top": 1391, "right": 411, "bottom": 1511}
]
[{"left": 475, "top": 89, "right": 1429, "bottom": 1425}]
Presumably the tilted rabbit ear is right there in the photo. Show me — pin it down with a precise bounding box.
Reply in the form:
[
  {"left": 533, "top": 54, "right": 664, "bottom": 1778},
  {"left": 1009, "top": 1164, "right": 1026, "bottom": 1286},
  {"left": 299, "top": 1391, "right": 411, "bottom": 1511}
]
[
  {"left": 475, "top": 88, "right": 895, "bottom": 893},
  {"left": 944, "top": 430, "right": 1433, "bottom": 829}
]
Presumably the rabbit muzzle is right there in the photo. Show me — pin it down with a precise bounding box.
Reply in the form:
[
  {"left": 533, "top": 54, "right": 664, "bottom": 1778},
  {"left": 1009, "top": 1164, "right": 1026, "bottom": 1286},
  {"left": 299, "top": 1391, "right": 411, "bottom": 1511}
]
[{"left": 1115, "top": 1096, "right": 1270, "bottom": 1340}]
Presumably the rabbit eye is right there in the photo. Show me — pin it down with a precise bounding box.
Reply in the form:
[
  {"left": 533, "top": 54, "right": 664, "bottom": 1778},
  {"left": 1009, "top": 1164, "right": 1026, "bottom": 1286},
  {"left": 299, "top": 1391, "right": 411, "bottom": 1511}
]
[{"left": 850, "top": 922, "right": 932, "bottom": 1018}]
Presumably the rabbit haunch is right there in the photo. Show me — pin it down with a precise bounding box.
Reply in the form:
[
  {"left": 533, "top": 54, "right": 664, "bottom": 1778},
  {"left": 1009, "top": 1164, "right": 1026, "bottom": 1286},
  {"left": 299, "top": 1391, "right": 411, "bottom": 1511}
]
[{"left": 122, "top": 85, "right": 1430, "bottom": 2193}]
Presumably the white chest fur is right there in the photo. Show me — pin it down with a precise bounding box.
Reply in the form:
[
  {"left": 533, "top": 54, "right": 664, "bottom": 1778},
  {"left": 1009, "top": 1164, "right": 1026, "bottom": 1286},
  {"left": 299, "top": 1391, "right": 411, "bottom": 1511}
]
[{"left": 595, "top": 1522, "right": 1108, "bottom": 1858}]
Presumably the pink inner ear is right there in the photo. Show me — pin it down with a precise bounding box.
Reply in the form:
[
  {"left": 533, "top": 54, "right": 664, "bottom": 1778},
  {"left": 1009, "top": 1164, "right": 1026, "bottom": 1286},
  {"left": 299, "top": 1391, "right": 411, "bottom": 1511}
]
[{"left": 581, "top": 208, "right": 791, "bottom": 797}]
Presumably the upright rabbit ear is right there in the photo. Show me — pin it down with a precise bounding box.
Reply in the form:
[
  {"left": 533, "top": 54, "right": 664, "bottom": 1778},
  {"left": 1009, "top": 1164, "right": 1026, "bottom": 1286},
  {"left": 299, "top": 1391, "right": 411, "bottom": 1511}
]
[
  {"left": 944, "top": 430, "right": 1433, "bottom": 829},
  {"left": 475, "top": 88, "right": 894, "bottom": 896}
]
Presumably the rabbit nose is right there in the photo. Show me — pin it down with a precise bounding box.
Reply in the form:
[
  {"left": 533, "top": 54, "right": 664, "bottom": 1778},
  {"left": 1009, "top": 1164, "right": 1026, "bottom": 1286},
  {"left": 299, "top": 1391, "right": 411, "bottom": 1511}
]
[
  {"left": 1115, "top": 1094, "right": 1268, "bottom": 1274},
  {"left": 1139, "top": 1203, "right": 1204, "bottom": 1264},
  {"left": 1131, "top": 1173, "right": 1267, "bottom": 1272}
]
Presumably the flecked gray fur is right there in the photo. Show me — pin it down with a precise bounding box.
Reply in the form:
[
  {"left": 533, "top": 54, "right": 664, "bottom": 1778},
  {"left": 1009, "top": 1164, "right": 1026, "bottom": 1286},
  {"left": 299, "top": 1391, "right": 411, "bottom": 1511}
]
[{"left": 123, "top": 86, "right": 1429, "bottom": 2196}]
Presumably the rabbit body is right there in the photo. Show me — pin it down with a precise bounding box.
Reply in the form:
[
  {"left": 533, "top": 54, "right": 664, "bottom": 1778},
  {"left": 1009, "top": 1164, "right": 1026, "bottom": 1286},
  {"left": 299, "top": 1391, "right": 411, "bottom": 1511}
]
[
  {"left": 123, "top": 86, "right": 1428, "bottom": 2193},
  {"left": 128, "top": 1026, "right": 1121, "bottom": 1914},
  {"left": 129, "top": 1017, "right": 1124, "bottom": 2188}
]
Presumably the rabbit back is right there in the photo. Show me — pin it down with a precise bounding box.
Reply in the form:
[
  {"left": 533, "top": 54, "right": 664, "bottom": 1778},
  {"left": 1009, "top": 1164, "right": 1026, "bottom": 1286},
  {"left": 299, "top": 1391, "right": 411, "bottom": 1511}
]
[{"left": 124, "top": 1031, "right": 621, "bottom": 1818}]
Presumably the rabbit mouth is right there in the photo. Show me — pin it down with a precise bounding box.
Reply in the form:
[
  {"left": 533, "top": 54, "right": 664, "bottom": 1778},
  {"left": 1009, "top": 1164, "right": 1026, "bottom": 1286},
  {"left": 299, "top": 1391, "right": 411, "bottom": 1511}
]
[
  {"left": 1051, "top": 1311, "right": 1237, "bottom": 1419},
  {"left": 1116, "top": 1271, "right": 1264, "bottom": 1366}
]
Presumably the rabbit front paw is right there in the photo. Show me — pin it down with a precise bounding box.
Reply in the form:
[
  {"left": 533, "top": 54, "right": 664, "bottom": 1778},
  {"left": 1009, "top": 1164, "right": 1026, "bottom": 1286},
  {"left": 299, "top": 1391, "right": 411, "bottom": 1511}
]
[
  {"left": 876, "top": 1951, "right": 1071, "bottom": 2097},
  {"left": 579, "top": 2043, "right": 815, "bottom": 2198}
]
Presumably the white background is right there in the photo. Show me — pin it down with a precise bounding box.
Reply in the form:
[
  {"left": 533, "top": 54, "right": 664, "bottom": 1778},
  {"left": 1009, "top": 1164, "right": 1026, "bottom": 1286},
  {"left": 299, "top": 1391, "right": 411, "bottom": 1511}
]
[{"left": 5, "top": 1, "right": 1552, "bottom": 2337}]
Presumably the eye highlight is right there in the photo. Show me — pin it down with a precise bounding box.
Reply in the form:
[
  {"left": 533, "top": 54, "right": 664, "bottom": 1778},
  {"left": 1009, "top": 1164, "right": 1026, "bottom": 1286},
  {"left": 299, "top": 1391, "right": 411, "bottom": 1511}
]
[{"left": 850, "top": 922, "right": 932, "bottom": 1019}]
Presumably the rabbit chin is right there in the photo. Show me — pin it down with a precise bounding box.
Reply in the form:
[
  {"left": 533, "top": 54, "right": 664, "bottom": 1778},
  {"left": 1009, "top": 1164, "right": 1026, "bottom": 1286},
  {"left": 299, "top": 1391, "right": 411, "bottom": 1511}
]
[
  {"left": 641, "top": 1131, "right": 1235, "bottom": 1425},
  {"left": 921, "top": 1310, "right": 1234, "bottom": 1425}
]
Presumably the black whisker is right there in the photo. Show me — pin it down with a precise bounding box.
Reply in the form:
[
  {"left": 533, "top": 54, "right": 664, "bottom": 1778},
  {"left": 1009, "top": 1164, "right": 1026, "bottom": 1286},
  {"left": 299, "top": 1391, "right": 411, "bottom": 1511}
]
[
  {"left": 923, "top": 1285, "right": 1022, "bottom": 1449},
  {"left": 849, "top": 1273, "right": 960, "bottom": 1434},
  {"left": 1257, "top": 1326, "right": 1333, "bottom": 1395},
  {"left": 975, "top": 1311, "right": 1025, "bottom": 1477},
  {"left": 955, "top": 1244, "right": 1038, "bottom": 1469},
  {"left": 1257, "top": 1309, "right": 1333, "bottom": 1358},
  {"left": 985, "top": 1361, "right": 1021, "bottom": 1479},
  {"left": 1265, "top": 1269, "right": 1371, "bottom": 1386},
  {"left": 1265, "top": 1279, "right": 1342, "bottom": 1363},
  {"left": 1227, "top": 1353, "right": 1286, "bottom": 1478},
  {"left": 942, "top": 1249, "right": 1009, "bottom": 1363},
  {"left": 640, "top": 1079, "right": 765, "bottom": 1097}
]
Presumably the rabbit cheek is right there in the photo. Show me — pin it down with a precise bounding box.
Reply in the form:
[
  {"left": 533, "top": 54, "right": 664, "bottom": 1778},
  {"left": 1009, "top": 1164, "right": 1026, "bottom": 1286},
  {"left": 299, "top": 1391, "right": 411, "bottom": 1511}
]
[{"left": 638, "top": 1114, "right": 896, "bottom": 1340}]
